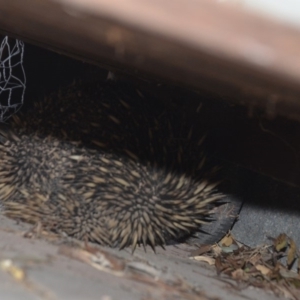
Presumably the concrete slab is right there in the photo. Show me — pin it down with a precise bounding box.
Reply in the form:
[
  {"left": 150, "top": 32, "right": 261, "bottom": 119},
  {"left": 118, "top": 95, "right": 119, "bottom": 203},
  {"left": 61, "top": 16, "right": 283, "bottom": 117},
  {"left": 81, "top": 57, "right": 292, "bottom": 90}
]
[{"left": 231, "top": 168, "right": 300, "bottom": 248}]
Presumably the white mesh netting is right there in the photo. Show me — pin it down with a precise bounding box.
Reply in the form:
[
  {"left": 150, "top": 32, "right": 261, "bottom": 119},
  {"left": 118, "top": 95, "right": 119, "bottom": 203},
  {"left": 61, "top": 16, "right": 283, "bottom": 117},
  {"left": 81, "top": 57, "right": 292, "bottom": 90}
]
[{"left": 0, "top": 36, "right": 26, "bottom": 122}]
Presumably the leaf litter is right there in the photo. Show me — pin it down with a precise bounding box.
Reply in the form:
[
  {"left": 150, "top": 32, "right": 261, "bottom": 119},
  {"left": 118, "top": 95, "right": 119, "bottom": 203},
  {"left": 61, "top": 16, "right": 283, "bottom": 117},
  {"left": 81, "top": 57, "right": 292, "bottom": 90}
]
[{"left": 190, "top": 232, "right": 300, "bottom": 300}]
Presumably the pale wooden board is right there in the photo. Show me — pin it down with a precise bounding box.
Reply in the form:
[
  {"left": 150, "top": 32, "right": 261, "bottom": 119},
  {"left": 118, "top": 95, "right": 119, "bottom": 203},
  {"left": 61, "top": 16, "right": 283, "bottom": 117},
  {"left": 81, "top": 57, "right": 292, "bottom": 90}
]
[{"left": 0, "top": 0, "right": 300, "bottom": 120}]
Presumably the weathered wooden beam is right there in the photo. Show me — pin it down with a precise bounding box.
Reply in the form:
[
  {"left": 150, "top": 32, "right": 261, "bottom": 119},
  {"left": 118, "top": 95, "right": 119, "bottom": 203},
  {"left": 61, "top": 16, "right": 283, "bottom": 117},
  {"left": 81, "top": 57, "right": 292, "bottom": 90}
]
[{"left": 0, "top": 0, "right": 300, "bottom": 120}]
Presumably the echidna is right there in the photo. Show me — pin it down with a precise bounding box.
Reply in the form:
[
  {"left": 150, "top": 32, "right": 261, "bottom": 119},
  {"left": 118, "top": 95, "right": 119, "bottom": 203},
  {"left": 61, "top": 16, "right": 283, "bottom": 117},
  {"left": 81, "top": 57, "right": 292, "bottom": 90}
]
[{"left": 0, "top": 80, "right": 232, "bottom": 251}]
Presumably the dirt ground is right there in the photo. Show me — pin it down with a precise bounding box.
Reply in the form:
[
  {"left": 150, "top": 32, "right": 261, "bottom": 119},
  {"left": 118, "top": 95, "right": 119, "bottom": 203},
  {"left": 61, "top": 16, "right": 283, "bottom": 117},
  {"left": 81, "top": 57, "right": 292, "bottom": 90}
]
[{"left": 0, "top": 215, "right": 281, "bottom": 300}]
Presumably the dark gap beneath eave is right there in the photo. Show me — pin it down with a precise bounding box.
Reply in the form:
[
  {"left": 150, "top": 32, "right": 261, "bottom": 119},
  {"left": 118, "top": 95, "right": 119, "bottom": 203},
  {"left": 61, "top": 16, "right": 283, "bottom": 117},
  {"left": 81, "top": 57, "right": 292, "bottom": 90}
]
[{"left": 10, "top": 40, "right": 300, "bottom": 226}]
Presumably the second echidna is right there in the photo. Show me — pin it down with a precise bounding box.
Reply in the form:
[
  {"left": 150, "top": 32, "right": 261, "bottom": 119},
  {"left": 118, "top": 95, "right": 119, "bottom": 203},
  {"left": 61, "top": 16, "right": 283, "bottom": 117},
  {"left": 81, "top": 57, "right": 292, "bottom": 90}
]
[{"left": 0, "top": 80, "right": 232, "bottom": 251}]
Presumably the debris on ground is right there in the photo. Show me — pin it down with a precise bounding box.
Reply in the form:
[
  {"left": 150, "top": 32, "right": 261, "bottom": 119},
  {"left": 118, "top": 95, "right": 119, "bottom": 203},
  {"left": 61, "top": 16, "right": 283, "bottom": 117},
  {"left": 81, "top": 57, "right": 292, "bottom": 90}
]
[
  {"left": 190, "top": 232, "right": 300, "bottom": 300},
  {"left": 58, "top": 243, "right": 216, "bottom": 300},
  {"left": 0, "top": 258, "right": 55, "bottom": 300}
]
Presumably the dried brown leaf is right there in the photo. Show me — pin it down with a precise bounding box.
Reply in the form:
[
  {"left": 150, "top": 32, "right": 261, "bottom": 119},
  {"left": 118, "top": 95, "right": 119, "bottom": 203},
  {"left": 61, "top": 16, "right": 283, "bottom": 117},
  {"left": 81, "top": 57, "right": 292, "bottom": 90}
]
[
  {"left": 274, "top": 233, "right": 288, "bottom": 252},
  {"left": 248, "top": 253, "right": 262, "bottom": 266},
  {"left": 219, "top": 233, "right": 234, "bottom": 247},
  {"left": 255, "top": 264, "right": 271, "bottom": 276},
  {"left": 211, "top": 244, "right": 222, "bottom": 256},
  {"left": 231, "top": 268, "right": 249, "bottom": 281},
  {"left": 287, "top": 238, "right": 297, "bottom": 268},
  {"left": 191, "top": 256, "right": 215, "bottom": 265}
]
